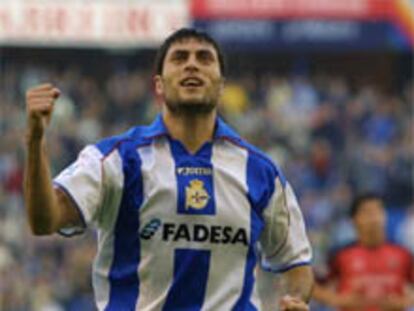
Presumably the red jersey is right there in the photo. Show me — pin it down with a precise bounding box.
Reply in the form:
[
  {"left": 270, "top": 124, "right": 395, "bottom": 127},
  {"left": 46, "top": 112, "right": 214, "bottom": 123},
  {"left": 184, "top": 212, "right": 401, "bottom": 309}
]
[{"left": 328, "top": 242, "right": 414, "bottom": 311}]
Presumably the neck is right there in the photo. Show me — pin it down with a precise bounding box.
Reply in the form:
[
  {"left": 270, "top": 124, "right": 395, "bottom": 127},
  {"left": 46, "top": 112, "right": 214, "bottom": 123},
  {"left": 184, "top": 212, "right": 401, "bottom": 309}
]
[
  {"left": 162, "top": 109, "right": 217, "bottom": 154},
  {"left": 358, "top": 232, "right": 385, "bottom": 248}
]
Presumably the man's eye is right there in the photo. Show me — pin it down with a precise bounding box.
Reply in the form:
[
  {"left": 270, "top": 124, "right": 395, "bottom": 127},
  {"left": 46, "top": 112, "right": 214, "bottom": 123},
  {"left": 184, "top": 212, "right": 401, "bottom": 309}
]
[
  {"left": 171, "top": 52, "right": 187, "bottom": 62},
  {"left": 198, "top": 52, "right": 214, "bottom": 63}
]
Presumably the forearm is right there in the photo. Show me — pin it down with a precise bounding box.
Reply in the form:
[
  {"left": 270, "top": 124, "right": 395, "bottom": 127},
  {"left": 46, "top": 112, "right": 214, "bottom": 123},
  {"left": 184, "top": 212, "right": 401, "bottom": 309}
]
[
  {"left": 24, "top": 136, "right": 60, "bottom": 235},
  {"left": 280, "top": 265, "right": 314, "bottom": 303},
  {"left": 312, "top": 283, "right": 339, "bottom": 306}
]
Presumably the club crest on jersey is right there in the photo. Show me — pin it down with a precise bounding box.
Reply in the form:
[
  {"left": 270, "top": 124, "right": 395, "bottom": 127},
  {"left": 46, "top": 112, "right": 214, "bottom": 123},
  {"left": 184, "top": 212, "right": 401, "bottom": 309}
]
[{"left": 185, "top": 179, "right": 209, "bottom": 210}]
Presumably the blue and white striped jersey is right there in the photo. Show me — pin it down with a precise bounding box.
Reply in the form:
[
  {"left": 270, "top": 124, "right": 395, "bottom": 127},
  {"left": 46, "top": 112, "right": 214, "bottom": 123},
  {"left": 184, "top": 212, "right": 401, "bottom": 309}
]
[{"left": 54, "top": 115, "right": 312, "bottom": 311}]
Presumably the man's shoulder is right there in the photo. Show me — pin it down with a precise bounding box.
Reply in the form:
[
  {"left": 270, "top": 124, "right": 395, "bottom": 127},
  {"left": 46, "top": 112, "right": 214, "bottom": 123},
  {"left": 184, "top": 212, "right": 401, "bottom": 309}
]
[
  {"left": 228, "top": 137, "right": 285, "bottom": 182},
  {"left": 383, "top": 242, "right": 413, "bottom": 257},
  {"left": 216, "top": 117, "right": 280, "bottom": 174},
  {"left": 94, "top": 124, "right": 155, "bottom": 157}
]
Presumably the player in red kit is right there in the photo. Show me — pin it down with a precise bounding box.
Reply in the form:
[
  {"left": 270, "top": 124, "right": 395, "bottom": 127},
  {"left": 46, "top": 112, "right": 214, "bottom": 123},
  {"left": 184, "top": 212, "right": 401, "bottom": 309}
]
[{"left": 313, "top": 193, "right": 414, "bottom": 310}]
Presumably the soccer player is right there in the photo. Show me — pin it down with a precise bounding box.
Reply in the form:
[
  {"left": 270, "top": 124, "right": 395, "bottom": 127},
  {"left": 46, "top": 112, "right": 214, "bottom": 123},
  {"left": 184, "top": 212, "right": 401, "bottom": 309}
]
[
  {"left": 24, "top": 28, "right": 313, "bottom": 311},
  {"left": 313, "top": 193, "right": 414, "bottom": 310}
]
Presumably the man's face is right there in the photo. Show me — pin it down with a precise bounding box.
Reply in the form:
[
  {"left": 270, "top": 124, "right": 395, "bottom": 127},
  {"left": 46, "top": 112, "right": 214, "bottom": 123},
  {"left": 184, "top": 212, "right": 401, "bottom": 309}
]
[
  {"left": 353, "top": 199, "right": 386, "bottom": 244},
  {"left": 154, "top": 38, "right": 223, "bottom": 114}
]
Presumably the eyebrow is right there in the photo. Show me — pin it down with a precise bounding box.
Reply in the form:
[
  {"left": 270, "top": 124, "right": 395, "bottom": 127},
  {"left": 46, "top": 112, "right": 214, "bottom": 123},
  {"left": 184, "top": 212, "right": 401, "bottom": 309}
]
[{"left": 169, "top": 49, "right": 216, "bottom": 57}]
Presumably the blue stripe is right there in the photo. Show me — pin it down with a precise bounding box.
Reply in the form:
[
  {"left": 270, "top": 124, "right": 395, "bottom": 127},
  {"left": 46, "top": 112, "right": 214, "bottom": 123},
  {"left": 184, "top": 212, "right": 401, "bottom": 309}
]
[
  {"left": 262, "top": 261, "right": 312, "bottom": 274},
  {"left": 104, "top": 143, "right": 143, "bottom": 311},
  {"left": 163, "top": 249, "right": 211, "bottom": 311},
  {"left": 233, "top": 149, "right": 273, "bottom": 311},
  {"left": 169, "top": 139, "right": 216, "bottom": 216},
  {"left": 95, "top": 128, "right": 136, "bottom": 156},
  {"left": 231, "top": 211, "right": 262, "bottom": 311},
  {"left": 231, "top": 211, "right": 260, "bottom": 311}
]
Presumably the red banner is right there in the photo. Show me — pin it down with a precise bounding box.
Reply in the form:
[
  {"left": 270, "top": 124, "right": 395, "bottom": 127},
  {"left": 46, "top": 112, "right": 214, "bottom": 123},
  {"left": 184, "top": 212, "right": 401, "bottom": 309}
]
[{"left": 191, "top": 0, "right": 392, "bottom": 20}]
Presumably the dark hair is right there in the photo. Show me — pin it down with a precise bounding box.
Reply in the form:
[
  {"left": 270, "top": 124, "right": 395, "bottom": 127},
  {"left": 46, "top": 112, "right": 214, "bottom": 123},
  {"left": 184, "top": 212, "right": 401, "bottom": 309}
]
[
  {"left": 350, "top": 193, "right": 383, "bottom": 218},
  {"left": 154, "top": 28, "right": 226, "bottom": 76}
]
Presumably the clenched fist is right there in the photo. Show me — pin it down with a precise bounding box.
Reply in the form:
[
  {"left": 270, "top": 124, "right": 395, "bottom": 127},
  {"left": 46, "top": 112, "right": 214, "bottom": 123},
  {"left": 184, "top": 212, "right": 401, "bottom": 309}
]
[{"left": 26, "top": 83, "right": 60, "bottom": 140}]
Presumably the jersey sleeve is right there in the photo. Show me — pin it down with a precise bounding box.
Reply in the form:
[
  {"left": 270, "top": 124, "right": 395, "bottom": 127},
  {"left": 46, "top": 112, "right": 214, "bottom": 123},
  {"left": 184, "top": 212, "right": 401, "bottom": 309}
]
[
  {"left": 258, "top": 177, "right": 312, "bottom": 273},
  {"left": 53, "top": 145, "right": 104, "bottom": 236}
]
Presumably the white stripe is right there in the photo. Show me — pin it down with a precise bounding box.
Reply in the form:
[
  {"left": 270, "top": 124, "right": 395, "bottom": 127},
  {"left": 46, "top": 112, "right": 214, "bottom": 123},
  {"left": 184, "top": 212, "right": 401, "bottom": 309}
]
[
  {"left": 202, "top": 140, "right": 251, "bottom": 311},
  {"left": 91, "top": 149, "right": 124, "bottom": 311},
  {"left": 135, "top": 138, "right": 177, "bottom": 311},
  {"left": 251, "top": 278, "right": 263, "bottom": 311},
  {"left": 54, "top": 145, "right": 104, "bottom": 225}
]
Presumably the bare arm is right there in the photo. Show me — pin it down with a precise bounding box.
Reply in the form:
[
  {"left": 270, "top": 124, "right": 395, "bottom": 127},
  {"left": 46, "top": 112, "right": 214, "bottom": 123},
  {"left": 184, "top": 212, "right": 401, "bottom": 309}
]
[
  {"left": 313, "top": 283, "right": 340, "bottom": 307},
  {"left": 281, "top": 265, "right": 314, "bottom": 302},
  {"left": 375, "top": 285, "right": 414, "bottom": 310},
  {"left": 24, "top": 83, "right": 81, "bottom": 235},
  {"left": 277, "top": 265, "right": 314, "bottom": 311},
  {"left": 312, "top": 283, "right": 338, "bottom": 305},
  {"left": 312, "top": 282, "right": 364, "bottom": 308}
]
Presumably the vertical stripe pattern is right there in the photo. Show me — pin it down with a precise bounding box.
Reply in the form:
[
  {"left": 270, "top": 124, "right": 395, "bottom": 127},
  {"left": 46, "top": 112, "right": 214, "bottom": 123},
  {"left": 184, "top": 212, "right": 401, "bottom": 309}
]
[
  {"left": 201, "top": 140, "right": 255, "bottom": 311},
  {"left": 159, "top": 139, "right": 215, "bottom": 310},
  {"left": 232, "top": 147, "right": 270, "bottom": 311},
  {"left": 104, "top": 143, "right": 143, "bottom": 311},
  {"left": 53, "top": 116, "right": 312, "bottom": 311},
  {"left": 91, "top": 150, "right": 125, "bottom": 311},
  {"left": 135, "top": 139, "right": 177, "bottom": 311},
  {"left": 170, "top": 140, "right": 216, "bottom": 216},
  {"left": 231, "top": 210, "right": 260, "bottom": 311},
  {"left": 163, "top": 249, "right": 211, "bottom": 310}
]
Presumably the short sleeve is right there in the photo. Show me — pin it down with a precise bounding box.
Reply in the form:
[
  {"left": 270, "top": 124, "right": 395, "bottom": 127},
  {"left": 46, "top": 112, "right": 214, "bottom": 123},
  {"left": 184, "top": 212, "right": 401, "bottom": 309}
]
[
  {"left": 53, "top": 145, "right": 104, "bottom": 235},
  {"left": 258, "top": 177, "right": 312, "bottom": 273}
]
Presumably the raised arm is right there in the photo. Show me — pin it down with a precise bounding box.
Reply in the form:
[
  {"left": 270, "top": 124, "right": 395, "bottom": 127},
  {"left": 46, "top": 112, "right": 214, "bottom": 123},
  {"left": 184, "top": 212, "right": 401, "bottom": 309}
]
[{"left": 24, "top": 83, "right": 81, "bottom": 235}]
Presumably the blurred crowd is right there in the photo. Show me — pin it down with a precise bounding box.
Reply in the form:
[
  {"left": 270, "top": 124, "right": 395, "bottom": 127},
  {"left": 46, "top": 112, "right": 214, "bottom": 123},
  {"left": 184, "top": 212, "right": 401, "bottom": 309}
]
[{"left": 0, "top": 58, "right": 412, "bottom": 310}]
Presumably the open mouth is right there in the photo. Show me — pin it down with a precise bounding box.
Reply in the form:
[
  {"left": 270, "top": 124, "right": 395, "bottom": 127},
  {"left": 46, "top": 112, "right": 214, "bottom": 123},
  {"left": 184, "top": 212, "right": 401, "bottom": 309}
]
[{"left": 180, "top": 77, "right": 204, "bottom": 87}]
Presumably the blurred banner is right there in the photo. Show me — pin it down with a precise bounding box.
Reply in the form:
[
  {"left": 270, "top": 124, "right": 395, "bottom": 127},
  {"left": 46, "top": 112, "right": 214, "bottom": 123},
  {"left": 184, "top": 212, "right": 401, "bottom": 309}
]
[
  {"left": 192, "top": 20, "right": 411, "bottom": 51},
  {"left": 191, "top": 0, "right": 390, "bottom": 19},
  {"left": 191, "top": 0, "right": 414, "bottom": 51},
  {"left": 0, "top": 0, "right": 189, "bottom": 47},
  {"left": 0, "top": 0, "right": 412, "bottom": 50}
]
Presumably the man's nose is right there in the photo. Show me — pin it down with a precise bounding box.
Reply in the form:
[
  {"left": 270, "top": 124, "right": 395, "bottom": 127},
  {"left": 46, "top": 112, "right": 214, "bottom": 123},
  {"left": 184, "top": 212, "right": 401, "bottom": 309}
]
[{"left": 184, "top": 55, "right": 199, "bottom": 72}]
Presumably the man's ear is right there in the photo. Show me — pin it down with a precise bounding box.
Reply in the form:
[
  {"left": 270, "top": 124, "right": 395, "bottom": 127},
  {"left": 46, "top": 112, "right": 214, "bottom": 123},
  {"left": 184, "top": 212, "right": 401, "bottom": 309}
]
[{"left": 153, "top": 75, "right": 164, "bottom": 96}]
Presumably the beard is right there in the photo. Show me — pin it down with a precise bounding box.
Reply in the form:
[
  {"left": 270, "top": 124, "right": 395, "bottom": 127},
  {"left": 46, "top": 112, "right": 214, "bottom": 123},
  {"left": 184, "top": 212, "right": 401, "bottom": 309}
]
[{"left": 165, "top": 98, "right": 217, "bottom": 115}]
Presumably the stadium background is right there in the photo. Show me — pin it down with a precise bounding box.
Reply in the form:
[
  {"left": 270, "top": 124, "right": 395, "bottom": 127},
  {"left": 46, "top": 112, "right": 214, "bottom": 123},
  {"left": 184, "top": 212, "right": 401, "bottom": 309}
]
[{"left": 0, "top": 0, "right": 412, "bottom": 310}]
